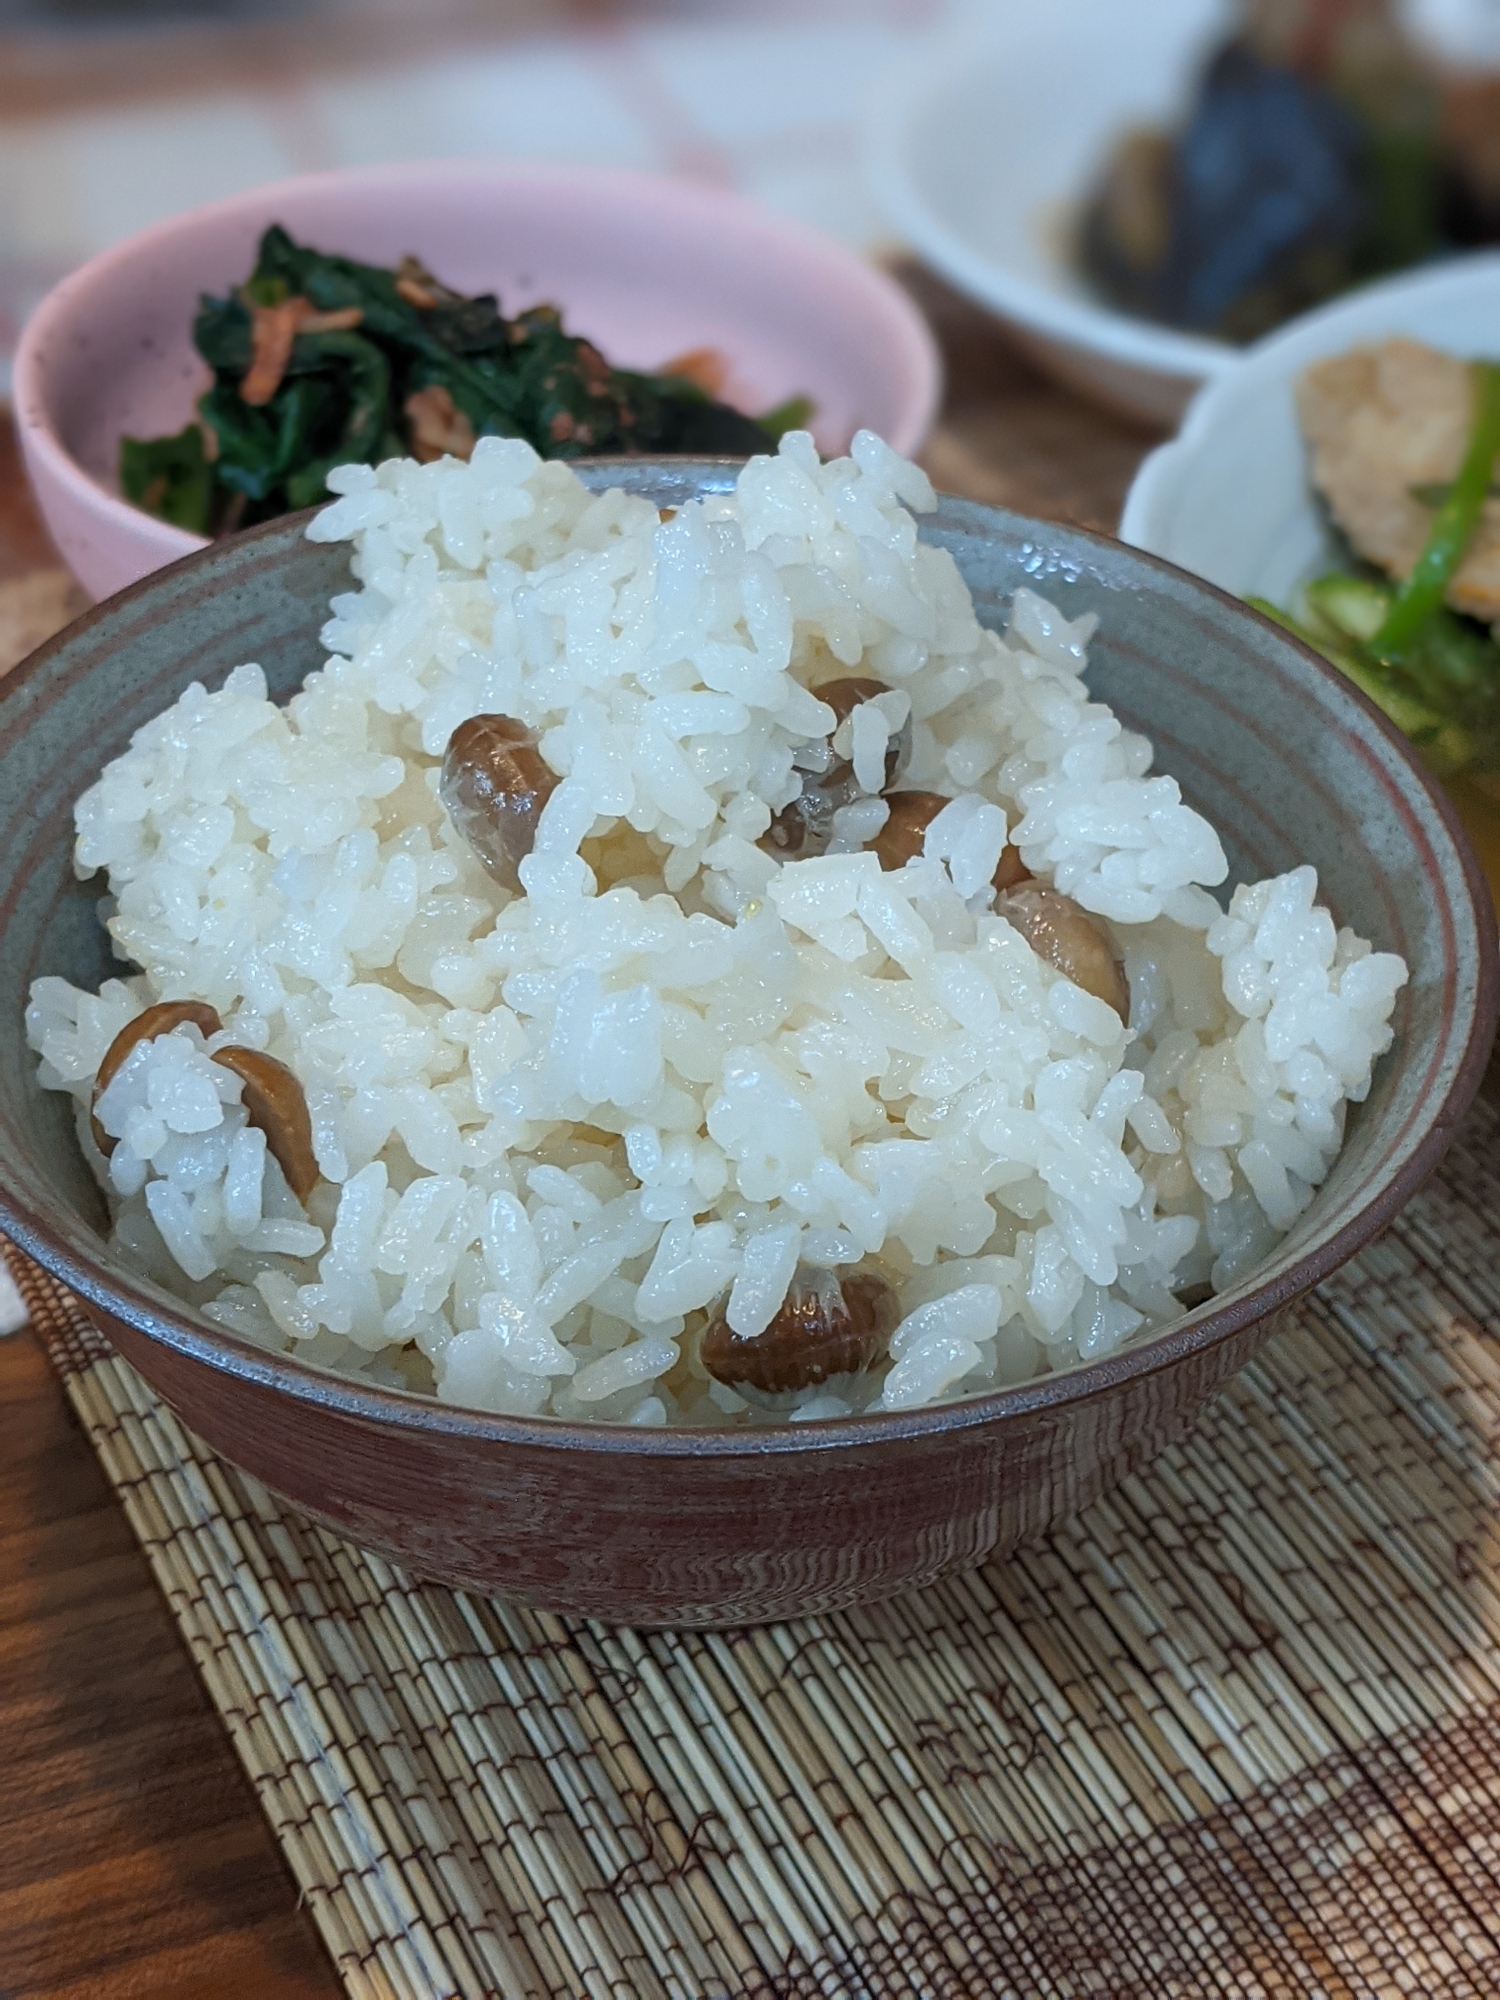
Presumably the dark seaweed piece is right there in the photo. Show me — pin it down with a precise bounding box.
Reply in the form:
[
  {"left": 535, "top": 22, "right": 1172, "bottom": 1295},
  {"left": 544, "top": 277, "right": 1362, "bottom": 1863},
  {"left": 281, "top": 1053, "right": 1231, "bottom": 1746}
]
[{"left": 122, "top": 222, "right": 811, "bottom": 533}]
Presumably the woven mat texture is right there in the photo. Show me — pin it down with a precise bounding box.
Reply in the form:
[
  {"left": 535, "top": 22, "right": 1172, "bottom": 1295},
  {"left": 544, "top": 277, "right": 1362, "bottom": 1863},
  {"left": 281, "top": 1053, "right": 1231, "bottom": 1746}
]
[{"left": 9, "top": 1091, "right": 1500, "bottom": 2000}]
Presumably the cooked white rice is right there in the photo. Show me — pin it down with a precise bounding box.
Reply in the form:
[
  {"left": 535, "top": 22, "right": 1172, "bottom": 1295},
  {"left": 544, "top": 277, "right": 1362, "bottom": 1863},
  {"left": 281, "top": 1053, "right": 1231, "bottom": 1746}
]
[{"left": 26, "top": 432, "right": 1407, "bottom": 1425}]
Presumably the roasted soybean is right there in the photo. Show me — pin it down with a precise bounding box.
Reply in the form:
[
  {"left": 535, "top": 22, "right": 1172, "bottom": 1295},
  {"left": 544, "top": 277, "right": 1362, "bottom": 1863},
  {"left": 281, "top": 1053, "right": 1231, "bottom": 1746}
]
[
  {"left": 996, "top": 883, "right": 1129, "bottom": 1022},
  {"left": 441, "top": 713, "right": 558, "bottom": 892},
  {"left": 701, "top": 1265, "right": 899, "bottom": 1397}
]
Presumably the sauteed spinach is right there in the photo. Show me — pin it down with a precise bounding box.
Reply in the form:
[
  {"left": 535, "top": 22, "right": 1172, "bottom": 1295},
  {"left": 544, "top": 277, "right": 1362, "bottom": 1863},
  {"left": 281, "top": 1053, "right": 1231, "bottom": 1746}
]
[{"left": 122, "top": 224, "right": 812, "bottom": 535}]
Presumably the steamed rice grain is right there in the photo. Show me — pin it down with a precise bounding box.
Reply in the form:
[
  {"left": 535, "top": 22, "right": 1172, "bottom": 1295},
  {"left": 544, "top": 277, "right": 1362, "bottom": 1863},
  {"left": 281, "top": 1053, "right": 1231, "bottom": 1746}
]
[{"left": 26, "top": 432, "right": 1407, "bottom": 1424}]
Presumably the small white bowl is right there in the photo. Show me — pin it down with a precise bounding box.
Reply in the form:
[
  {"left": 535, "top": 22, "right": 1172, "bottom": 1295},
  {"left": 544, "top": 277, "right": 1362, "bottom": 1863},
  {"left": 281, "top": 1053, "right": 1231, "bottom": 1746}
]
[
  {"left": 866, "top": 0, "right": 1235, "bottom": 426},
  {"left": 1120, "top": 252, "right": 1500, "bottom": 603},
  {"left": 15, "top": 160, "right": 941, "bottom": 601},
  {"left": 1121, "top": 250, "right": 1500, "bottom": 905}
]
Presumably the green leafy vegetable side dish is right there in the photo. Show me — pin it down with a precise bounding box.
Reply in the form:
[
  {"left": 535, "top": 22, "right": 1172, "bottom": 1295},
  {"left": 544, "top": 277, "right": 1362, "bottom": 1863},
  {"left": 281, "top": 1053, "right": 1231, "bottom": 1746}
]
[
  {"left": 120, "top": 225, "right": 814, "bottom": 536},
  {"left": 1257, "top": 359, "right": 1500, "bottom": 783},
  {"left": 119, "top": 424, "right": 214, "bottom": 533}
]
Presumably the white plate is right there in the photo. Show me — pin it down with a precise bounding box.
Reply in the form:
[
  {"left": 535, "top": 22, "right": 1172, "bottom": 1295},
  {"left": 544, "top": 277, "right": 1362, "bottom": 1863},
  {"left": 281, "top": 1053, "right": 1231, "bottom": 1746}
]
[
  {"left": 865, "top": 0, "right": 1236, "bottom": 424},
  {"left": 1121, "top": 252, "right": 1500, "bottom": 604}
]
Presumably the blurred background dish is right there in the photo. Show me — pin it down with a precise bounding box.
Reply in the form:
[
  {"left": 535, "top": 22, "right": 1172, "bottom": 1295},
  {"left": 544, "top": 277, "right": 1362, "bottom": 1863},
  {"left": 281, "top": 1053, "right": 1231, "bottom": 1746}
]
[
  {"left": 0, "top": 0, "right": 956, "bottom": 404},
  {"left": 869, "top": 0, "right": 1500, "bottom": 426},
  {"left": 1078, "top": 0, "right": 1500, "bottom": 345},
  {"left": 13, "top": 160, "right": 941, "bottom": 599},
  {"left": 1121, "top": 249, "right": 1500, "bottom": 897},
  {"left": 866, "top": 0, "right": 1238, "bottom": 425}
]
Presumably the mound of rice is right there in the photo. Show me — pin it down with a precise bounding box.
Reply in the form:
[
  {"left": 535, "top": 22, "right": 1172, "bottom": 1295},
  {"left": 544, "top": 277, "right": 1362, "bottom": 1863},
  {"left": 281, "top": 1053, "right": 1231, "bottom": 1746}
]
[{"left": 26, "top": 432, "right": 1407, "bottom": 1425}]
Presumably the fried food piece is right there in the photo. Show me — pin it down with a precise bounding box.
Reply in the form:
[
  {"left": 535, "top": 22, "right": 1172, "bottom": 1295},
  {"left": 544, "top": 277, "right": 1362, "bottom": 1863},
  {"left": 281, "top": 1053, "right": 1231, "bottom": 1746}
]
[{"left": 1297, "top": 338, "right": 1500, "bottom": 622}]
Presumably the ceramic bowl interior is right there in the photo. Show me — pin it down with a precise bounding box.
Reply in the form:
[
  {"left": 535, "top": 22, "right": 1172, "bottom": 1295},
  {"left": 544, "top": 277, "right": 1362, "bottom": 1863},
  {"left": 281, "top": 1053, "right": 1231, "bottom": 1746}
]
[
  {"left": 0, "top": 468, "right": 1491, "bottom": 1624},
  {"left": 866, "top": 0, "right": 1233, "bottom": 424},
  {"left": 14, "top": 160, "right": 940, "bottom": 600}
]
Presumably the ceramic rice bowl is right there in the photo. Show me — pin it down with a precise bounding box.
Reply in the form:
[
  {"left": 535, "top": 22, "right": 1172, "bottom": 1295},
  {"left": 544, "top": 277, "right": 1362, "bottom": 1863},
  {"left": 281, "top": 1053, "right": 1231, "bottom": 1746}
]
[{"left": 0, "top": 465, "right": 1490, "bottom": 1627}]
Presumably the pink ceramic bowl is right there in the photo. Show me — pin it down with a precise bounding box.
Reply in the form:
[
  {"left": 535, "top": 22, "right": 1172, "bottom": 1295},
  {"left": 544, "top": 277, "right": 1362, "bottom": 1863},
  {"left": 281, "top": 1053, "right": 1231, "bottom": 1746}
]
[{"left": 14, "top": 160, "right": 941, "bottom": 600}]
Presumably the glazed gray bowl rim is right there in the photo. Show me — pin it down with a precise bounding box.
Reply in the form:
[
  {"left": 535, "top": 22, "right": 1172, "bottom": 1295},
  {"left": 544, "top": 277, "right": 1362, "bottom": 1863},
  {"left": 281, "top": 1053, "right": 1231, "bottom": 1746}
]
[{"left": 1, "top": 489, "right": 1494, "bottom": 1460}]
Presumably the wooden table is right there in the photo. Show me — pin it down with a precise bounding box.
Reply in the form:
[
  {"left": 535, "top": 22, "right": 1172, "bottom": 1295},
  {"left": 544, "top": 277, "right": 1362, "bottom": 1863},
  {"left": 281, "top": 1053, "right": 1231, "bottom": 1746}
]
[{"left": 0, "top": 276, "right": 1162, "bottom": 1999}]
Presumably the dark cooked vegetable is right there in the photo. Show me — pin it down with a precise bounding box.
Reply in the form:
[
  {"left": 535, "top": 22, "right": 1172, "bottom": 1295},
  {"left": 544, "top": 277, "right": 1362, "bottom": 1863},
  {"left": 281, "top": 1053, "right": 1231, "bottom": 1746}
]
[
  {"left": 122, "top": 224, "right": 812, "bottom": 533},
  {"left": 1079, "top": 1, "right": 1460, "bottom": 343},
  {"left": 1081, "top": 41, "right": 1374, "bottom": 341}
]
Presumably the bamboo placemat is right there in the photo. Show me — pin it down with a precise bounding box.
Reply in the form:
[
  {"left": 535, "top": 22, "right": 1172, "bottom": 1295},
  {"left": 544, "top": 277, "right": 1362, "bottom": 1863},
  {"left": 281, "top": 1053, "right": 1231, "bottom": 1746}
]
[{"left": 8, "top": 1086, "right": 1500, "bottom": 1999}]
